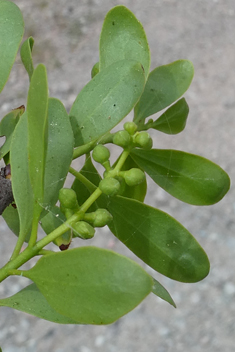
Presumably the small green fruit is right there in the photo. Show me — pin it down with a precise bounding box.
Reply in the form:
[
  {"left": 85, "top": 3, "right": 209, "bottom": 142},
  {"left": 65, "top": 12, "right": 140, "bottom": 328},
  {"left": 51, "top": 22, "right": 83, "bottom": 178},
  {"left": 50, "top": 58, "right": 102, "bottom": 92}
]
[
  {"left": 92, "top": 144, "right": 110, "bottom": 164},
  {"left": 123, "top": 168, "right": 146, "bottom": 186},
  {"left": 124, "top": 122, "right": 137, "bottom": 135},
  {"left": 59, "top": 188, "right": 79, "bottom": 210},
  {"left": 113, "top": 130, "right": 131, "bottom": 148},
  {"left": 72, "top": 221, "right": 95, "bottom": 239},
  {"left": 134, "top": 132, "right": 153, "bottom": 150},
  {"left": 99, "top": 177, "right": 120, "bottom": 196}
]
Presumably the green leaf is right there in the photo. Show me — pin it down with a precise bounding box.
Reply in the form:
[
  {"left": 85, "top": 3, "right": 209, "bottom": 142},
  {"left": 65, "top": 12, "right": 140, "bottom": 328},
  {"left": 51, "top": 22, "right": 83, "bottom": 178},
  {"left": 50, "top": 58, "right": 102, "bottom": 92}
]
[
  {"left": 43, "top": 98, "right": 74, "bottom": 210},
  {"left": 69, "top": 59, "right": 145, "bottom": 147},
  {"left": 20, "top": 36, "right": 34, "bottom": 80},
  {"left": 24, "top": 247, "right": 153, "bottom": 325},
  {"left": 151, "top": 98, "right": 189, "bottom": 134},
  {"left": 107, "top": 196, "right": 210, "bottom": 283},
  {"left": 99, "top": 6, "right": 150, "bottom": 78},
  {"left": 2, "top": 205, "right": 20, "bottom": 236},
  {"left": 0, "top": 106, "right": 24, "bottom": 159},
  {"left": 0, "top": 0, "right": 24, "bottom": 92},
  {"left": 0, "top": 283, "right": 77, "bottom": 324},
  {"left": 134, "top": 60, "right": 194, "bottom": 124},
  {"left": 10, "top": 113, "right": 34, "bottom": 241},
  {"left": 27, "top": 64, "right": 48, "bottom": 221},
  {"left": 151, "top": 278, "right": 176, "bottom": 308},
  {"left": 2, "top": 205, "right": 31, "bottom": 242},
  {"left": 131, "top": 149, "right": 230, "bottom": 205}
]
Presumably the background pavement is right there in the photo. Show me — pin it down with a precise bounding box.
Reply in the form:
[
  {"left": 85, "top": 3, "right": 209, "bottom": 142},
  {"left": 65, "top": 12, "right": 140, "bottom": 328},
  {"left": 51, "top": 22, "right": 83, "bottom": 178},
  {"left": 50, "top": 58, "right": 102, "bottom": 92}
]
[{"left": 0, "top": 0, "right": 235, "bottom": 351}]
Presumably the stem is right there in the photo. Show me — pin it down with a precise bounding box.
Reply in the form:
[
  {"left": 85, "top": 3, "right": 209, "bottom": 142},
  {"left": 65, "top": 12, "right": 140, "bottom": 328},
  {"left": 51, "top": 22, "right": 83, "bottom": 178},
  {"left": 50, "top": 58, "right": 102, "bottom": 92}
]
[
  {"left": 72, "top": 133, "right": 113, "bottom": 160},
  {"left": 113, "top": 150, "right": 130, "bottom": 172},
  {"left": 69, "top": 167, "right": 96, "bottom": 192}
]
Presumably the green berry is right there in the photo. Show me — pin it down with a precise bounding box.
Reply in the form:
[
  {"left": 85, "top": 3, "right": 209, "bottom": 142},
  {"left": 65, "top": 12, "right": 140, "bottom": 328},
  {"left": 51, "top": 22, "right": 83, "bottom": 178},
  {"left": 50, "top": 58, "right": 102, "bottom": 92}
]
[
  {"left": 124, "top": 122, "right": 137, "bottom": 135},
  {"left": 72, "top": 221, "right": 95, "bottom": 239},
  {"left": 92, "top": 144, "right": 110, "bottom": 164},
  {"left": 99, "top": 177, "right": 120, "bottom": 196},
  {"left": 91, "top": 62, "right": 99, "bottom": 78},
  {"left": 113, "top": 130, "right": 131, "bottom": 148},
  {"left": 134, "top": 132, "right": 153, "bottom": 150},
  {"left": 123, "top": 168, "right": 146, "bottom": 186},
  {"left": 59, "top": 188, "right": 79, "bottom": 210}
]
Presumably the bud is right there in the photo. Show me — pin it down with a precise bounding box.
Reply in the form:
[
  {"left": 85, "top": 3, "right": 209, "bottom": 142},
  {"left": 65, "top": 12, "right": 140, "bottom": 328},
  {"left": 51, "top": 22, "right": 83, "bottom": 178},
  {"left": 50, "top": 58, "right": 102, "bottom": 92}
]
[
  {"left": 92, "top": 144, "right": 110, "bottom": 164},
  {"left": 113, "top": 130, "right": 131, "bottom": 148},
  {"left": 134, "top": 132, "right": 153, "bottom": 150},
  {"left": 124, "top": 122, "right": 137, "bottom": 135},
  {"left": 123, "top": 168, "right": 146, "bottom": 187},
  {"left": 99, "top": 177, "right": 121, "bottom": 196},
  {"left": 72, "top": 221, "right": 95, "bottom": 239},
  {"left": 59, "top": 188, "right": 79, "bottom": 210}
]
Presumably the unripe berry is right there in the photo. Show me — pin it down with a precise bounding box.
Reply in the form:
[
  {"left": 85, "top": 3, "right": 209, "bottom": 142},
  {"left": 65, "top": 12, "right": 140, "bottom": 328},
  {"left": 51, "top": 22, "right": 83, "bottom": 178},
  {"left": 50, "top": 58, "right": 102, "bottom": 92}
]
[
  {"left": 134, "top": 132, "right": 153, "bottom": 150},
  {"left": 92, "top": 144, "right": 110, "bottom": 164},
  {"left": 59, "top": 188, "right": 79, "bottom": 210},
  {"left": 99, "top": 177, "right": 120, "bottom": 196},
  {"left": 72, "top": 221, "right": 95, "bottom": 239},
  {"left": 123, "top": 168, "right": 146, "bottom": 186},
  {"left": 124, "top": 122, "right": 137, "bottom": 135},
  {"left": 113, "top": 130, "right": 131, "bottom": 148}
]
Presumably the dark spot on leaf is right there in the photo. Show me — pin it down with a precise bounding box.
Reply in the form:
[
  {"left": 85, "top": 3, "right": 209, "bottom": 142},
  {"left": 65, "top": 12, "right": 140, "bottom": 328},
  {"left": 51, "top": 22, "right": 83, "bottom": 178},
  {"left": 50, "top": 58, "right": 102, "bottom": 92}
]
[
  {"left": 113, "top": 104, "right": 116, "bottom": 107},
  {"left": 112, "top": 21, "right": 115, "bottom": 25},
  {"left": 150, "top": 88, "right": 154, "bottom": 92}
]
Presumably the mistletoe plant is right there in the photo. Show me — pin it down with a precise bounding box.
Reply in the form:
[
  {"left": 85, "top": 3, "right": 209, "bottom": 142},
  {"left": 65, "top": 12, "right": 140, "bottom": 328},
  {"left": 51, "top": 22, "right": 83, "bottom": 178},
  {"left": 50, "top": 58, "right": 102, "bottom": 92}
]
[{"left": 0, "top": 1, "right": 230, "bottom": 326}]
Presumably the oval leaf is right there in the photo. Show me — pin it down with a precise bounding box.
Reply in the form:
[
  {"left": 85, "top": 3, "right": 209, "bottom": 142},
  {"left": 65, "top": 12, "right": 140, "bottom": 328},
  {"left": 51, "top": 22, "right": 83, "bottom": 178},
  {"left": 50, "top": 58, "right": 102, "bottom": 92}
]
[
  {"left": 134, "top": 60, "right": 194, "bottom": 124},
  {"left": 20, "top": 36, "right": 34, "bottom": 80},
  {"left": 69, "top": 60, "right": 145, "bottom": 147},
  {"left": 131, "top": 148, "right": 230, "bottom": 205},
  {"left": 107, "top": 196, "right": 210, "bottom": 283},
  {"left": 99, "top": 6, "right": 150, "bottom": 78},
  {"left": 43, "top": 98, "right": 74, "bottom": 210},
  {"left": 0, "top": 283, "right": 77, "bottom": 324},
  {"left": 10, "top": 113, "right": 34, "bottom": 240},
  {"left": 24, "top": 247, "right": 153, "bottom": 324},
  {"left": 27, "top": 64, "right": 48, "bottom": 221},
  {"left": 151, "top": 98, "right": 189, "bottom": 134},
  {"left": 0, "top": 0, "right": 24, "bottom": 92}
]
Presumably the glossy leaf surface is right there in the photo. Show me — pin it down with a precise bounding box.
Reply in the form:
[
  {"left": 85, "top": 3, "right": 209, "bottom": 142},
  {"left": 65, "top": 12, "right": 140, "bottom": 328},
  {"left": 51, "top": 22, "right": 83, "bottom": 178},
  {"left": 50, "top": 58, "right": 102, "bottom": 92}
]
[
  {"left": 0, "top": 0, "right": 24, "bottom": 92},
  {"left": 20, "top": 36, "right": 34, "bottom": 80},
  {"left": 151, "top": 98, "right": 189, "bottom": 134},
  {"left": 0, "top": 283, "right": 77, "bottom": 324},
  {"left": 43, "top": 98, "right": 74, "bottom": 209},
  {"left": 24, "top": 247, "right": 153, "bottom": 324},
  {"left": 27, "top": 64, "right": 48, "bottom": 221},
  {"left": 99, "top": 6, "right": 150, "bottom": 78},
  {"left": 131, "top": 149, "right": 230, "bottom": 205},
  {"left": 107, "top": 196, "right": 210, "bottom": 282},
  {"left": 0, "top": 107, "right": 24, "bottom": 159},
  {"left": 10, "top": 113, "right": 34, "bottom": 240},
  {"left": 134, "top": 60, "right": 194, "bottom": 123},
  {"left": 151, "top": 278, "right": 176, "bottom": 307},
  {"left": 69, "top": 60, "right": 145, "bottom": 147}
]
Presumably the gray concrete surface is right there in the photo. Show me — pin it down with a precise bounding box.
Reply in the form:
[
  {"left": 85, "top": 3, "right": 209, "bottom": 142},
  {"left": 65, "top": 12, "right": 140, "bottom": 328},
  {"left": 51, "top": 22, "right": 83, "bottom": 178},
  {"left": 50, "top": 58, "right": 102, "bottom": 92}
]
[{"left": 0, "top": 0, "right": 235, "bottom": 351}]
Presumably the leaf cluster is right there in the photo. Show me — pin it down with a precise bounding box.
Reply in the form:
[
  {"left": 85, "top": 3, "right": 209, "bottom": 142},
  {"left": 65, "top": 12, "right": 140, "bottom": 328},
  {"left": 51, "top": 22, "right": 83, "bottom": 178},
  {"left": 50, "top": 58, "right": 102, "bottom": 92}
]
[{"left": 0, "top": 2, "right": 230, "bottom": 326}]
